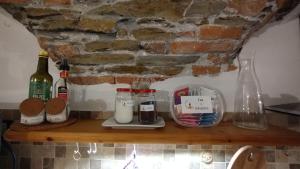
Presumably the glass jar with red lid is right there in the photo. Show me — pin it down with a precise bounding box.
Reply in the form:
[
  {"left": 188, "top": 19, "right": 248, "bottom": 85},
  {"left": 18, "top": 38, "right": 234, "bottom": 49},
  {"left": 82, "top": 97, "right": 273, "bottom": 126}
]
[
  {"left": 115, "top": 88, "right": 134, "bottom": 123},
  {"left": 136, "top": 89, "right": 157, "bottom": 124}
]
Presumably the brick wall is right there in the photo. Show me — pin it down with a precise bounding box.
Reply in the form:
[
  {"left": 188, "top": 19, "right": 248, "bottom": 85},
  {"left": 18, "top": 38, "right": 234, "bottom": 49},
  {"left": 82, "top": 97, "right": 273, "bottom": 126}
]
[{"left": 0, "top": 0, "right": 298, "bottom": 85}]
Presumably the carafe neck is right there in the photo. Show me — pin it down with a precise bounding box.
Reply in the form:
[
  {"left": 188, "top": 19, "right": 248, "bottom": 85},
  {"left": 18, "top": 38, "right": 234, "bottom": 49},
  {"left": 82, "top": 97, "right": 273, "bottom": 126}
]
[{"left": 240, "top": 58, "right": 253, "bottom": 71}]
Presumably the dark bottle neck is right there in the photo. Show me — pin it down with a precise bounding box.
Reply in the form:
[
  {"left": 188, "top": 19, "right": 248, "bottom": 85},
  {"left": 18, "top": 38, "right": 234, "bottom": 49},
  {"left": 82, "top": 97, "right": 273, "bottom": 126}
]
[{"left": 36, "top": 56, "right": 49, "bottom": 73}]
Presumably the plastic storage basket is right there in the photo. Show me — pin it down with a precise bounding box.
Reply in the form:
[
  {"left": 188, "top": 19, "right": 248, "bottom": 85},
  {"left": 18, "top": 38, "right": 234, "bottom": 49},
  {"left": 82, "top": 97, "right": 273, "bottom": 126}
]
[{"left": 171, "top": 84, "right": 224, "bottom": 127}]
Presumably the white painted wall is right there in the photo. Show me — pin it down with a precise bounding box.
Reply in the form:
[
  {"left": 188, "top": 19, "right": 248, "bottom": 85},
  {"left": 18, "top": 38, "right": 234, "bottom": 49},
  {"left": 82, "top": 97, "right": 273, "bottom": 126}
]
[
  {"left": 0, "top": 7, "right": 299, "bottom": 112},
  {"left": 0, "top": 8, "right": 59, "bottom": 109},
  {"left": 249, "top": 19, "right": 300, "bottom": 106}
]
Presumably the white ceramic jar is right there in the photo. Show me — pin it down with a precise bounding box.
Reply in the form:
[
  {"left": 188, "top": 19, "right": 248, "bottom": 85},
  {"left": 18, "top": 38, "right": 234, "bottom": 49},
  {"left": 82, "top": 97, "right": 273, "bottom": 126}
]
[
  {"left": 45, "top": 98, "right": 67, "bottom": 123},
  {"left": 20, "top": 98, "right": 45, "bottom": 125},
  {"left": 114, "top": 88, "right": 134, "bottom": 123}
]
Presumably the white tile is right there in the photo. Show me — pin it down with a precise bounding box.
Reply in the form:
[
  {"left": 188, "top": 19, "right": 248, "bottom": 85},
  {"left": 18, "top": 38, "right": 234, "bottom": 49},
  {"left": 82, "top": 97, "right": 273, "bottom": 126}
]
[
  {"left": 54, "top": 158, "right": 66, "bottom": 169},
  {"left": 213, "top": 162, "right": 226, "bottom": 169},
  {"left": 78, "top": 158, "right": 90, "bottom": 169},
  {"left": 101, "top": 147, "right": 115, "bottom": 159},
  {"left": 212, "top": 145, "right": 225, "bottom": 150},
  {"left": 288, "top": 150, "right": 300, "bottom": 163},
  {"left": 275, "top": 163, "right": 289, "bottom": 169}
]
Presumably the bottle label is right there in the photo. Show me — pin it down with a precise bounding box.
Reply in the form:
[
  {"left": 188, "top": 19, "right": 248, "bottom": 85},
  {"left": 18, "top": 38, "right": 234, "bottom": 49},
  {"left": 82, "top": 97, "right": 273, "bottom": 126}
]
[
  {"left": 58, "top": 86, "right": 68, "bottom": 102},
  {"left": 47, "top": 111, "right": 67, "bottom": 123},
  {"left": 29, "top": 81, "right": 52, "bottom": 102},
  {"left": 21, "top": 110, "right": 45, "bottom": 125},
  {"left": 140, "top": 104, "right": 154, "bottom": 112},
  {"left": 120, "top": 100, "right": 134, "bottom": 107},
  {"left": 180, "top": 96, "right": 213, "bottom": 114}
]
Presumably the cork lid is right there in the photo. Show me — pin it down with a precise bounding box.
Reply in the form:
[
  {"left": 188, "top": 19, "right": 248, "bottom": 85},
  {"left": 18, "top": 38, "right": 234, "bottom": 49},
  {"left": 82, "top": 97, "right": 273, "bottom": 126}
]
[
  {"left": 19, "top": 98, "right": 44, "bottom": 117},
  {"left": 45, "top": 98, "right": 66, "bottom": 115}
]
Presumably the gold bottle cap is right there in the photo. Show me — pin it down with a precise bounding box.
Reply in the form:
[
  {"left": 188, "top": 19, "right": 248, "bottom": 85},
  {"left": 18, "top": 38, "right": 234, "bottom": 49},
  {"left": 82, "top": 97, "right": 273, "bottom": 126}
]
[{"left": 39, "top": 49, "right": 48, "bottom": 57}]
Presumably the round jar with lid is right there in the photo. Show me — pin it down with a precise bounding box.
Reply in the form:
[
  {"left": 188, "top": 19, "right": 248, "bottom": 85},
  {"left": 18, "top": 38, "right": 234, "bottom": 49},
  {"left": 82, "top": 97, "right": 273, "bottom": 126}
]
[
  {"left": 20, "top": 98, "right": 45, "bottom": 125},
  {"left": 45, "top": 98, "right": 67, "bottom": 123},
  {"left": 115, "top": 88, "right": 134, "bottom": 123},
  {"left": 137, "top": 89, "right": 157, "bottom": 124}
]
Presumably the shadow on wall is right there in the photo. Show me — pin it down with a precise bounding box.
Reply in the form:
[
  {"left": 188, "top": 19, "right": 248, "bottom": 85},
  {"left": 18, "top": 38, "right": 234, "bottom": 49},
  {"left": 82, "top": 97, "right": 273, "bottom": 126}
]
[
  {"left": 69, "top": 86, "right": 108, "bottom": 111},
  {"left": 155, "top": 90, "right": 171, "bottom": 114},
  {"left": 263, "top": 93, "right": 299, "bottom": 106},
  {"left": 68, "top": 83, "right": 172, "bottom": 114},
  {"left": 70, "top": 99, "right": 108, "bottom": 112}
]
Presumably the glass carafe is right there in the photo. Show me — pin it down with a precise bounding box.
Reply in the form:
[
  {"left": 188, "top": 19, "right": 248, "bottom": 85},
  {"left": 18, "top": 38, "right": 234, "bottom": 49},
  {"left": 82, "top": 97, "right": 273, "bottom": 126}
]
[{"left": 233, "top": 54, "right": 267, "bottom": 130}]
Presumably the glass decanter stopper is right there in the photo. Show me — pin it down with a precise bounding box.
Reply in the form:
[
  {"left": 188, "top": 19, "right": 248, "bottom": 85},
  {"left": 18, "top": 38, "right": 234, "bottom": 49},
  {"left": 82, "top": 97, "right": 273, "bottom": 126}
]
[{"left": 233, "top": 53, "right": 267, "bottom": 130}]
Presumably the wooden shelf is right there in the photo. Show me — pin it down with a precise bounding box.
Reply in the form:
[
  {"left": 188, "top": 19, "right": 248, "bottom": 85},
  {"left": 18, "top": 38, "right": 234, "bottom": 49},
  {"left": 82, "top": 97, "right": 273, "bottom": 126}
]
[{"left": 4, "top": 119, "right": 300, "bottom": 146}]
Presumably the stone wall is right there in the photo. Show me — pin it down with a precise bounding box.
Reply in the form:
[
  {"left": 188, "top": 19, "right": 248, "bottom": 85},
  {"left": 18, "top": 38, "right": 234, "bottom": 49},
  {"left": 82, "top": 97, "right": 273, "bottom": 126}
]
[{"left": 0, "top": 0, "right": 298, "bottom": 85}]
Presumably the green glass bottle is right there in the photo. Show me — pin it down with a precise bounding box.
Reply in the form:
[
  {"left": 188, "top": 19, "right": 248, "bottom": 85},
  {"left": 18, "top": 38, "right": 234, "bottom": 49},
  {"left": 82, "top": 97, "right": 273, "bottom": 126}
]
[{"left": 29, "top": 49, "right": 53, "bottom": 102}]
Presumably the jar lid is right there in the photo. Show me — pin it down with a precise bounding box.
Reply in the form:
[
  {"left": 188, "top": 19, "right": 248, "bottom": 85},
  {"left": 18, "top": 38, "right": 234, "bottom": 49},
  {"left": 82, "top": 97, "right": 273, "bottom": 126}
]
[
  {"left": 19, "top": 98, "right": 44, "bottom": 117},
  {"left": 45, "top": 98, "right": 66, "bottom": 115},
  {"left": 116, "top": 88, "right": 132, "bottom": 92},
  {"left": 137, "top": 89, "right": 156, "bottom": 93}
]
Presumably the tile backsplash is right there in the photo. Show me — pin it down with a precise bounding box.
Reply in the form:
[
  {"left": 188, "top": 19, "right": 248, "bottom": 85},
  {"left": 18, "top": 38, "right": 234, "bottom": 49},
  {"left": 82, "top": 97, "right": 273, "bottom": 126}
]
[{"left": 1, "top": 142, "right": 300, "bottom": 169}]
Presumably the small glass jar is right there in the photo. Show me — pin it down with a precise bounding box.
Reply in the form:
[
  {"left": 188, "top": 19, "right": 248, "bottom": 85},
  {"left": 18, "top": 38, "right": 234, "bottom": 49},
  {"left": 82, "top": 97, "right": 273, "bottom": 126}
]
[
  {"left": 137, "top": 89, "right": 157, "bottom": 124},
  {"left": 114, "top": 88, "right": 134, "bottom": 123}
]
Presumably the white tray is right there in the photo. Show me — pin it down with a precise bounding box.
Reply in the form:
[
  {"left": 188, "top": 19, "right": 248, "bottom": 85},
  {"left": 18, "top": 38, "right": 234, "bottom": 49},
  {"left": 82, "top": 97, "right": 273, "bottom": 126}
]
[{"left": 102, "top": 116, "right": 165, "bottom": 129}]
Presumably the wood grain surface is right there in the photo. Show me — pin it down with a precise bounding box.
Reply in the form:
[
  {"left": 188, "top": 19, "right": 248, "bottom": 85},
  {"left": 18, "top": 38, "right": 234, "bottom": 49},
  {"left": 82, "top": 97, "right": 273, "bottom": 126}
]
[
  {"left": 4, "top": 120, "right": 300, "bottom": 145},
  {"left": 10, "top": 118, "right": 77, "bottom": 131}
]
